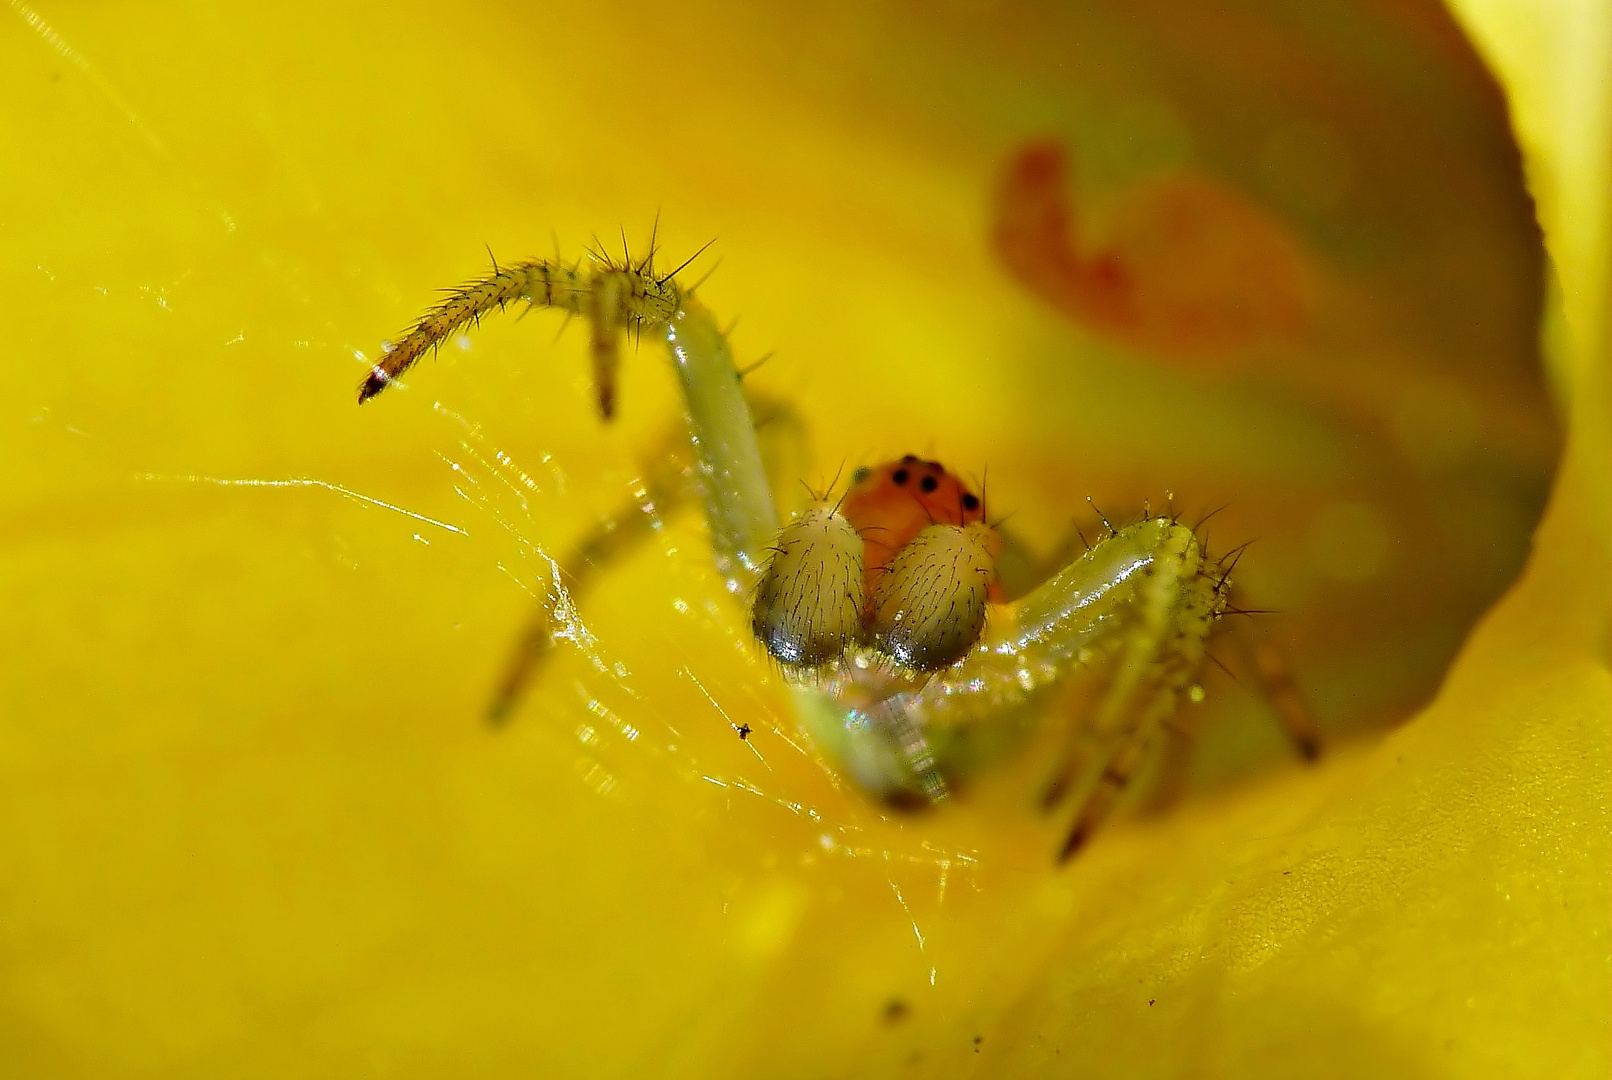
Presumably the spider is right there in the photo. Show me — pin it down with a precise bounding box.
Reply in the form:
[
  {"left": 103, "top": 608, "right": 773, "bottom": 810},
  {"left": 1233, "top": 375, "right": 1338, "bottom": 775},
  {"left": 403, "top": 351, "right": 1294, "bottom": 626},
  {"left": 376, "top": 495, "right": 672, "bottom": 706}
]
[{"left": 358, "top": 234, "right": 1317, "bottom": 860}]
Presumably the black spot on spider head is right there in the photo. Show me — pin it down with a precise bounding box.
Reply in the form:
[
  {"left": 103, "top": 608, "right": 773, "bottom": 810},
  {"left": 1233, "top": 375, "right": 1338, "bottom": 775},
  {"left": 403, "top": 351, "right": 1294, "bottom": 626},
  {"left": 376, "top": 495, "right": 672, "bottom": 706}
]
[
  {"left": 891, "top": 468, "right": 910, "bottom": 486},
  {"left": 901, "top": 453, "right": 920, "bottom": 463},
  {"left": 919, "top": 475, "right": 939, "bottom": 493},
  {"left": 962, "top": 492, "right": 980, "bottom": 511}
]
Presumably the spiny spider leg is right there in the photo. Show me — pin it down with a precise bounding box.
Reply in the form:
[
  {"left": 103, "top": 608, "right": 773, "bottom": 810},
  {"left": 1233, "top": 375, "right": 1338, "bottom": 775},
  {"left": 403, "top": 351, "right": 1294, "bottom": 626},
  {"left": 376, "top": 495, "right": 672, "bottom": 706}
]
[
  {"left": 358, "top": 246, "right": 780, "bottom": 594},
  {"left": 1050, "top": 517, "right": 1223, "bottom": 856},
  {"left": 843, "top": 516, "right": 1231, "bottom": 852}
]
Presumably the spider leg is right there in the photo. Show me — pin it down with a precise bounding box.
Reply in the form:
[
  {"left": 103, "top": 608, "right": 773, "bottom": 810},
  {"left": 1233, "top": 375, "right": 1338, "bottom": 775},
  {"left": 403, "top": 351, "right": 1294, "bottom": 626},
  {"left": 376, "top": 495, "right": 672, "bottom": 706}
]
[
  {"left": 1048, "top": 519, "right": 1222, "bottom": 857},
  {"left": 1223, "top": 613, "right": 1323, "bottom": 762},
  {"left": 1115, "top": 592, "right": 1323, "bottom": 816},
  {"left": 485, "top": 393, "right": 806, "bottom": 723},
  {"left": 874, "top": 696, "right": 949, "bottom": 803},
  {"left": 889, "top": 517, "right": 1226, "bottom": 853},
  {"left": 491, "top": 299, "right": 786, "bottom": 721},
  {"left": 1058, "top": 682, "right": 1181, "bottom": 859},
  {"left": 359, "top": 247, "right": 685, "bottom": 407},
  {"left": 663, "top": 300, "right": 781, "bottom": 592},
  {"left": 586, "top": 270, "right": 629, "bottom": 419},
  {"left": 1122, "top": 690, "right": 1210, "bottom": 816},
  {"left": 485, "top": 431, "right": 696, "bottom": 724},
  {"left": 1021, "top": 657, "right": 1099, "bottom": 805},
  {"left": 358, "top": 241, "right": 787, "bottom": 711}
]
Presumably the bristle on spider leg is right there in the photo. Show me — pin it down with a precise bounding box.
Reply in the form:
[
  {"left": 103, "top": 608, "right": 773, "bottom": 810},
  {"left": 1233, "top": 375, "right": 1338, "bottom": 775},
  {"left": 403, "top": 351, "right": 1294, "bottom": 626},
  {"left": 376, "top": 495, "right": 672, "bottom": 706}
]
[
  {"left": 1086, "top": 496, "right": 1116, "bottom": 536},
  {"left": 660, "top": 238, "right": 718, "bottom": 286},
  {"left": 638, "top": 210, "right": 662, "bottom": 275},
  {"left": 737, "top": 351, "right": 775, "bottom": 380},
  {"left": 1194, "top": 504, "right": 1229, "bottom": 533}
]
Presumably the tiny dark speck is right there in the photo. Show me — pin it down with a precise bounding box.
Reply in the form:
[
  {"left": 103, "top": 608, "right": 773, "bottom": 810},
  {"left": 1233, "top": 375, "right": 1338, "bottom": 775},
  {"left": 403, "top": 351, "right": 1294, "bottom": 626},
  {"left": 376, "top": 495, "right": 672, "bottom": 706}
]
[
  {"left": 736, "top": 723, "right": 752, "bottom": 740},
  {"left": 882, "top": 998, "right": 910, "bottom": 1024},
  {"left": 1149, "top": 999, "right": 1156, "bottom": 1006}
]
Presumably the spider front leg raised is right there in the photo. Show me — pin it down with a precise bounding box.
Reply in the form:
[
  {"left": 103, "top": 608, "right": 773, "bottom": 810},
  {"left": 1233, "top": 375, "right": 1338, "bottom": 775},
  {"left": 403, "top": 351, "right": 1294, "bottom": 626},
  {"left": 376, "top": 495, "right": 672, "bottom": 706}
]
[{"left": 357, "top": 245, "right": 781, "bottom": 596}]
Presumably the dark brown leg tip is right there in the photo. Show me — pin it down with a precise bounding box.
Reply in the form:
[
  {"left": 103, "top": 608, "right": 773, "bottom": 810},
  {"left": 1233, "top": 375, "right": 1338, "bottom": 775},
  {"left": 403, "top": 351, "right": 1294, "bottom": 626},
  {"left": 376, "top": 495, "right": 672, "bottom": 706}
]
[
  {"left": 358, "top": 371, "right": 390, "bottom": 403},
  {"left": 1057, "top": 828, "right": 1089, "bottom": 863}
]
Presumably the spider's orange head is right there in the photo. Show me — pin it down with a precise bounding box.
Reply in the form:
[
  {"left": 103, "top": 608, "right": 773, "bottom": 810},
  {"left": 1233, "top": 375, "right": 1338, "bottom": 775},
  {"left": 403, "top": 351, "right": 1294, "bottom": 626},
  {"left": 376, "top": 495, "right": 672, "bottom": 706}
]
[{"left": 842, "top": 456, "right": 1001, "bottom": 608}]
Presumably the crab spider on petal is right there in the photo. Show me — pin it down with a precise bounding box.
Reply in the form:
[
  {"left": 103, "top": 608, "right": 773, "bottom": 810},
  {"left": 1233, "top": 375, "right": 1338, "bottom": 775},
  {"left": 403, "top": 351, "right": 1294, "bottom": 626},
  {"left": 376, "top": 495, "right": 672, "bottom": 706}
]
[{"left": 358, "top": 236, "right": 1318, "bottom": 860}]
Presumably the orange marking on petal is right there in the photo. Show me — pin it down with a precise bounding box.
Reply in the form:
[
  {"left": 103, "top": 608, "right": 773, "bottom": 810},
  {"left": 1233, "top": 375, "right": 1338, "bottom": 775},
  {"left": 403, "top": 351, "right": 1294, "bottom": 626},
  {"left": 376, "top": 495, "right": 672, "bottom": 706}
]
[{"left": 994, "top": 141, "right": 1316, "bottom": 364}]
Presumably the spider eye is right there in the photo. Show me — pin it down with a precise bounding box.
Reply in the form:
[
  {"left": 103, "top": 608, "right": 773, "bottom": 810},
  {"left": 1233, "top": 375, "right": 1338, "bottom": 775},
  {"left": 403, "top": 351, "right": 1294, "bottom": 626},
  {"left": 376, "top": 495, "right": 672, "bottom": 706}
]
[
  {"left": 868, "top": 523, "right": 997, "bottom": 672},
  {"left": 751, "top": 506, "right": 866, "bottom": 667}
]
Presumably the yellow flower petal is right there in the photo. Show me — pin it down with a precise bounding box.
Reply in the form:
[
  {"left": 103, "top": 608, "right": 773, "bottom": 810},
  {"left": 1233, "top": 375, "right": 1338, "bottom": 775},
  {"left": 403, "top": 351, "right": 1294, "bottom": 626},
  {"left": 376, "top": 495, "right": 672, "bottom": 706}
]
[{"left": 0, "top": 1, "right": 1604, "bottom": 1077}]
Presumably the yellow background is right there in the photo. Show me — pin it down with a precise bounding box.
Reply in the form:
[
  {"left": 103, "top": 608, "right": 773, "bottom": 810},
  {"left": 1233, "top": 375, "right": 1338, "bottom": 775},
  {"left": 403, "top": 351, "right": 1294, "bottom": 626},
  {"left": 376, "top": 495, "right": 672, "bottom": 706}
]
[{"left": 0, "top": 1, "right": 1606, "bottom": 1077}]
